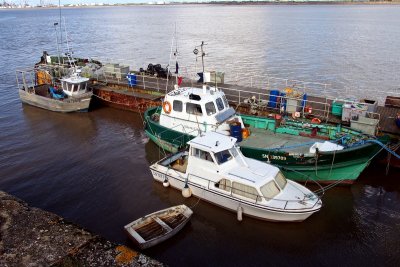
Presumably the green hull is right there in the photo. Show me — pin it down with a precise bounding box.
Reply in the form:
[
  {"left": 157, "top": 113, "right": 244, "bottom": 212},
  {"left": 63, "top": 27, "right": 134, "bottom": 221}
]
[{"left": 144, "top": 107, "right": 388, "bottom": 184}]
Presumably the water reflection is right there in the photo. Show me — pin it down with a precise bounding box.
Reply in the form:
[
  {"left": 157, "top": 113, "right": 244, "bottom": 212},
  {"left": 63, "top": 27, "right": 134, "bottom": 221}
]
[{"left": 21, "top": 104, "right": 98, "bottom": 143}]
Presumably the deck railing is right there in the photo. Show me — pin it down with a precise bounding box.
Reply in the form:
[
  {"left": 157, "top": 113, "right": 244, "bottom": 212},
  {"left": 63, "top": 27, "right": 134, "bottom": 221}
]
[{"left": 185, "top": 173, "right": 322, "bottom": 211}]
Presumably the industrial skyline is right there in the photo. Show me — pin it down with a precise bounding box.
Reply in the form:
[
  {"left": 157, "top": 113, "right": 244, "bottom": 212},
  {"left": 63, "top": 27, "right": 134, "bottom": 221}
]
[{"left": 1, "top": 0, "right": 397, "bottom": 9}]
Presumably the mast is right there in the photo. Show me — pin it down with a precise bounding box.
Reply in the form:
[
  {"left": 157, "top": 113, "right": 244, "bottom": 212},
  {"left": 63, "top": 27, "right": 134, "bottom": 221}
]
[
  {"left": 54, "top": 22, "right": 61, "bottom": 66},
  {"left": 59, "top": 0, "right": 62, "bottom": 61},
  {"left": 194, "top": 41, "right": 207, "bottom": 92},
  {"left": 200, "top": 41, "right": 205, "bottom": 76}
]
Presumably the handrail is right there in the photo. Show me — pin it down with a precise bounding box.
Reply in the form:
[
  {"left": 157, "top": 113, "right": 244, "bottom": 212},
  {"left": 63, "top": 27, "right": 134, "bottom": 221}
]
[{"left": 186, "top": 173, "right": 321, "bottom": 211}]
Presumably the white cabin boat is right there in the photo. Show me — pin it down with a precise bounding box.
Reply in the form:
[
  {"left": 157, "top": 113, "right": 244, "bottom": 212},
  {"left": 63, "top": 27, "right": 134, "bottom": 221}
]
[{"left": 150, "top": 132, "right": 322, "bottom": 222}]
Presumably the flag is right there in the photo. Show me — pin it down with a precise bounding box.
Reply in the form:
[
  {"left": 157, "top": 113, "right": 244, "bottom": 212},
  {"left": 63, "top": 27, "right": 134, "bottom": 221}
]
[
  {"left": 178, "top": 76, "right": 183, "bottom": 86},
  {"left": 197, "top": 72, "right": 203, "bottom": 83},
  {"left": 175, "top": 61, "right": 179, "bottom": 74}
]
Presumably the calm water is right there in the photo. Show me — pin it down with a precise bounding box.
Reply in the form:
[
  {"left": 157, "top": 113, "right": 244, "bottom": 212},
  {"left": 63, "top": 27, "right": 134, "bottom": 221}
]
[{"left": 0, "top": 5, "right": 400, "bottom": 266}]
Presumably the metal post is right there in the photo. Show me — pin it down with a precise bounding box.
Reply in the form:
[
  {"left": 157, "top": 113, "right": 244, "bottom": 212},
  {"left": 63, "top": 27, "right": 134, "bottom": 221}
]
[{"left": 54, "top": 23, "right": 61, "bottom": 65}]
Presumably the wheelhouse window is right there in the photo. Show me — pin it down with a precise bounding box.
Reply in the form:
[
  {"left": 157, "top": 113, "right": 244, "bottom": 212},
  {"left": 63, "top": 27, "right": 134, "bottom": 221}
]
[
  {"left": 215, "top": 178, "right": 231, "bottom": 192},
  {"left": 205, "top": 101, "right": 216, "bottom": 115},
  {"left": 222, "top": 95, "right": 229, "bottom": 108},
  {"left": 275, "top": 172, "right": 287, "bottom": 189},
  {"left": 186, "top": 103, "right": 203, "bottom": 116},
  {"left": 173, "top": 100, "right": 183, "bottom": 112},
  {"left": 216, "top": 97, "right": 224, "bottom": 111},
  {"left": 232, "top": 182, "right": 260, "bottom": 201},
  {"left": 81, "top": 82, "right": 87, "bottom": 91},
  {"left": 260, "top": 180, "right": 280, "bottom": 200},
  {"left": 214, "top": 149, "right": 232, "bottom": 164},
  {"left": 191, "top": 148, "right": 214, "bottom": 163},
  {"left": 214, "top": 148, "right": 238, "bottom": 164}
]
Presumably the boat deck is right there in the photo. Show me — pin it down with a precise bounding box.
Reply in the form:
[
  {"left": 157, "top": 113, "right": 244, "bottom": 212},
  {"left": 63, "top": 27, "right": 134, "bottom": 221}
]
[
  {"left": 170, "top": 157, "right": 188, "bottom": 173},
  {"left": 93, "top": 83, "right": 162, "bottom": 101},
  {"left": 240, "top": 128, "right": 322, "bottom": 154}
]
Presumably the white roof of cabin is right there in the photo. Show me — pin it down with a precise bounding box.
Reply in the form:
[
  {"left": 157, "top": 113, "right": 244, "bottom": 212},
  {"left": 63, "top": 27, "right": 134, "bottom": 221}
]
[
  {"left": 188, "top": 131, "right": 237, "bottom": 153},
  {"left": 61, "top": 76, "right": 89, "bottom": 84},
  {"left": 166, "top": 86, "right": 224, "bottom": 103}
]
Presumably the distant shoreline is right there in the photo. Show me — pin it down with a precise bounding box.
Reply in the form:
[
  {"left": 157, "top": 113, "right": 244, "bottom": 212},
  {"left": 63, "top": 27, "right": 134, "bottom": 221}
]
[{"left": 1, "top": 1, "right": 400, "bottom": 11}]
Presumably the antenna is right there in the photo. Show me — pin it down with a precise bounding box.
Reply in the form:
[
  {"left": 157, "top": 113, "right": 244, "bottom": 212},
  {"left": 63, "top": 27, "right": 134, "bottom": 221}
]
[
  {"left": 166, "top": 24, "right": 178, "bottom": 93},
  {"left": 193, "top": 41, "right": 207, "bottom": 86},
  {"left": 63, "top": 17, "right": 76, "bottom": 70},
  {"left": 54, "top": 22, "right": 61, "bottom": 65},
  {"left": 59, "top": 0, "right": 62, "bottom": 52}
]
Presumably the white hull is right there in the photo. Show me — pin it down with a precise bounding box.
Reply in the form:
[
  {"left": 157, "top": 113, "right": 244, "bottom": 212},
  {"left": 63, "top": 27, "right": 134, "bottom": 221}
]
[
  {"left": 19, "top": 89, "right": 92, "bottom": 113},
  {"left": 150, "top": 167, "right": 320, "bottom": 222}
]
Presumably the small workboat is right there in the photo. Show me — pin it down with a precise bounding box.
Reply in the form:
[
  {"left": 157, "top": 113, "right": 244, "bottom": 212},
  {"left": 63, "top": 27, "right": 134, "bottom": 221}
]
[
  {"left": 16, "top": 66, "right": 92, "bottom": 113},
  {"left": 150, "top": 132, "right": 322, "bottom": 222},
  {"left": 124, "top": 204, "right": 193, "bottom": 249}
]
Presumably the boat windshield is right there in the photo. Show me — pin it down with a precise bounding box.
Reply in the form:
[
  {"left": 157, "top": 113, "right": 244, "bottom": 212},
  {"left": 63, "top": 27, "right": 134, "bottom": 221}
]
[
  {"left": 260, "top": 180, "right": 281, "bottom": 200},
  {"left": 214, "top": 147, "right": 239, "bottom": 164},
  {"left": 275, "top": 172, "right": 287, "bottom": 189}
]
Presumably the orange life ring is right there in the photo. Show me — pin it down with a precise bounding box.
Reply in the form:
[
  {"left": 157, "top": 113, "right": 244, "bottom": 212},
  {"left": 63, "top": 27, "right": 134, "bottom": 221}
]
[
  {"left": 163, "top": 101, "right": 172, "bottom": 114},
  {"left": 311, "top": 118, "right": 321, "bottom": 124}
]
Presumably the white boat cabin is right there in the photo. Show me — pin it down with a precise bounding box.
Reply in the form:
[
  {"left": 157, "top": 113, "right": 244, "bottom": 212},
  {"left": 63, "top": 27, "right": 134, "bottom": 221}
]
[
  {"left": 185, "top": 132, "right": 294, "bottom": 204},
  {"left": 159, "top": 85, "right": 244, "bottom": 136},
  {"left": 60, "top": 69, "right": 90, "bottom": 97}
]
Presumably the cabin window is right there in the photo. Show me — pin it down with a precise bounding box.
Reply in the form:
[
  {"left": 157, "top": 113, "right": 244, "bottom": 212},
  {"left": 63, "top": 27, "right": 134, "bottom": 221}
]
[
  {"left": 205, "top": 101, "right": 216, "bottom": 115},
  {"left": 222, "top": 95, "right": 229, "bottom": 108},
  {"left": 191, "top": 148, "right": 214, "bottom": 163},
  {"left": 186, "top": 103, "right": 203, "bottom": 116},
  {"left": 260, "top": 181, "right": 280, "bottom": 200},
  {"left": 230, "top": 147, "right": 239, "bottom": 158},
  {"left": 215, "top": 178, "right": 231, "bottom": 192},
  {"left": 275, "top": 172, "right": 287, "bottom": 189},
  {"left": 232, "top": 182, "right": 260, "bottom": 201},
  {"left": 173, "top": 100, "right": 183, "bottom": 112},
  {"left": 216, "top": 98, "right": 224, "bottom": 111},
  {"left": 214, "top": 149, "right": 232, "bottom": 164}
]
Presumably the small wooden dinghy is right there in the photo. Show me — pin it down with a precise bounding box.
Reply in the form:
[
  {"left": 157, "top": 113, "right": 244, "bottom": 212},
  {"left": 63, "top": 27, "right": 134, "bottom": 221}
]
[{"left": 124, "top": 204, "right": 193, "bottom": 249}]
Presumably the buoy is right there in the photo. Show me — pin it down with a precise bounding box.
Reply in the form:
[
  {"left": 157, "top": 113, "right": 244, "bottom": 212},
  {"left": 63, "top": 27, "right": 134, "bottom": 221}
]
[
  {"left": 162, "top": 178, "right": 170, "bottom": 187},
  {"left": 237, "top": 205, "right": 243, "bottom": 221},
  {"left": 311, "top": 117, "right": 321, "bottom": 124},
  {"left": 182, "top": 183, "right": 192, "bottom": 198},
  {"left": 242, "top": 128, "right": 250, "bottom": 139}
]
